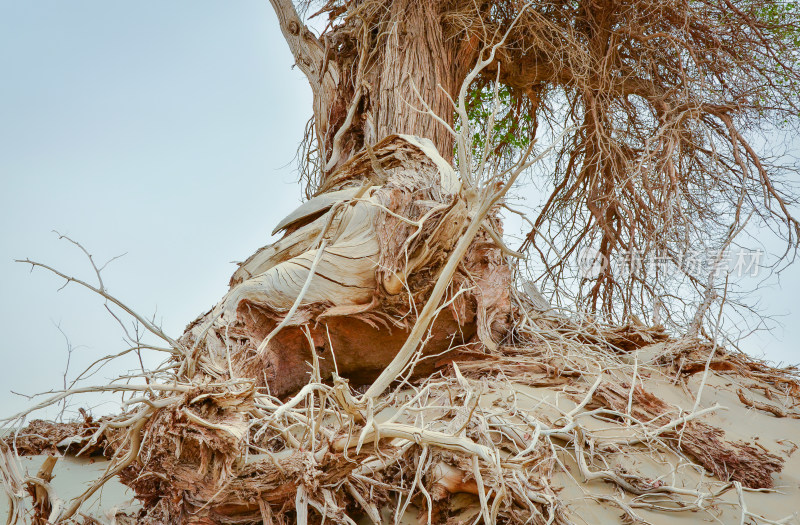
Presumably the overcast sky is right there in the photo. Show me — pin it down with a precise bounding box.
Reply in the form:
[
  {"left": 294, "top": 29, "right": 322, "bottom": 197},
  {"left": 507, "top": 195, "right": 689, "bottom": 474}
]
[{"left": 1, "top": 1, "right": 797, "bottom": 420}]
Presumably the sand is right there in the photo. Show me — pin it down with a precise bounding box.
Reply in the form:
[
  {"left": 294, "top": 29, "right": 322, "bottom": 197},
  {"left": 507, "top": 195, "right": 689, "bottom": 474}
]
[
  {"left": 4, "top": 339, "right": 800, "bottom": 523},
  {"left": 1, "top": 455, "right": 138, "bottom": 522}
]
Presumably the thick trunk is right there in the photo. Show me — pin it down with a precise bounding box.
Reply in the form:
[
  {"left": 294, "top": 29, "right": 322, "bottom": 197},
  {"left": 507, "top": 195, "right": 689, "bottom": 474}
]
[
  {"left": 303, "top": 0, "right": 480, "bottom": 177},
  {"left": 168, "top": 0, "right": 509, "bottom": 398},
  {"left": 370, "top": 0, "right": 456, "bottom": 157},
  {"left": 180, "top": 135, "right": 510, "bottom": 397},
  {"left": 123, "top": 4, "right": 512, "bottom": 520}
]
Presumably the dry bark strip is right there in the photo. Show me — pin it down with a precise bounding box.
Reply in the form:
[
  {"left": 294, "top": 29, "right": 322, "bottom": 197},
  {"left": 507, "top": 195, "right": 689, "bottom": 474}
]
[
  {"left": 180, "top": 134, "right": 511, "bottom": 398},
  {"left": 2, "top": 417, "right": 112, "bottom": 457},
  {"left": 591, "top": 382, "right": 784, "bottom": 489},
  {"left": 736, "top": 389, "right": 800, "bottom": 419}
]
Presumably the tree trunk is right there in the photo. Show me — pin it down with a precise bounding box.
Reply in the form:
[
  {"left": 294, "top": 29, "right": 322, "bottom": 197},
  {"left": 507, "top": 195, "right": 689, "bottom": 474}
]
[
  {"left": 173, "top": 0, "right": 509, "bottom": 397},
  {"left": 180, "top": 133, "right": 510, "bottom": 397},
  {"left": 289, "top": 0, "right": 481, "bottom": 176},
  {"left": 369, "top": 0, "right": 458, "bottom": 158},
  {"left": 123, "top": 5, "right": 512, "bottom": 519}
]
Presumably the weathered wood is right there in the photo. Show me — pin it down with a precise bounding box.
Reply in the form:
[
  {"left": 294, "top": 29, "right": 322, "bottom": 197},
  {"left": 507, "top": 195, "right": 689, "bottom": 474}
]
[{"left": 181, "top": 135, "right": 511, "bottom": 396}]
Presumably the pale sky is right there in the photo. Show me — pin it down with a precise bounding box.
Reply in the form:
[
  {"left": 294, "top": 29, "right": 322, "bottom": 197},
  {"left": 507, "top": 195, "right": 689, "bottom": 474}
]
[{"left": 1, "top": 1, "right": 797, "bottom": 420}]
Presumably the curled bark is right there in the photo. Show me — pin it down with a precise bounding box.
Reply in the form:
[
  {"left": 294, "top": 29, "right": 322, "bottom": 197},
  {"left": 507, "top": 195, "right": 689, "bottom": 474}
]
[{"left": 181, "top": 134, "right": 511, "bottom": 397}]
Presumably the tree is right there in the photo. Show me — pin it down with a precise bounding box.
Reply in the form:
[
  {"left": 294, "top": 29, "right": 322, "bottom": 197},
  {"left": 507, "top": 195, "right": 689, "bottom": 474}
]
[
  {"left": 6, "top": 1, "right": 800, "bottom": 523},
  {"left": 178, "top": 0, "right": 800, "bottom": 396}
]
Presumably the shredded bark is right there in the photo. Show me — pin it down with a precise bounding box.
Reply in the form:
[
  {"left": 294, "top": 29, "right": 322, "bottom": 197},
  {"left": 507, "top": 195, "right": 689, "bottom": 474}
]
[
  {"left": 591, "top": 382, "right": 784, "bottom": 489},
  {"left": 3, "top": 416, "right": 111, "bottom": 457}
]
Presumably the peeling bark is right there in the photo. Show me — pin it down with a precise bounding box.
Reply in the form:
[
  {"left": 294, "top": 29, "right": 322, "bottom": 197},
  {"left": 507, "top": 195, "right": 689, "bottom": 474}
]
[
  {"left": 180, "top": 135, "right": 510, "bottom": 396},
  {"left": 3, "top": 417, "right": 112, "bottom": 457}
]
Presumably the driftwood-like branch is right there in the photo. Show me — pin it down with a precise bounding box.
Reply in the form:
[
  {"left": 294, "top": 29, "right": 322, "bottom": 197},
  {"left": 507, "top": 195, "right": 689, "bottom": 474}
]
[
  {"left": 267, "top": 0, "right": 339, "bottom": 165},
  {"left": 267, "top": 0, "right": 335, "bottom": 92},
  {"left": 737, "top": 389, "right": 800, "bottom": 419},
  {"left": 16, "top": 258, "right": 182, "bottom": 352}
]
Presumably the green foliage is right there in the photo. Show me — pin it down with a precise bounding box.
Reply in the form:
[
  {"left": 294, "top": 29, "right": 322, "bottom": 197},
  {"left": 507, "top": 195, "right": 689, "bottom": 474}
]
[
  {"left": 757, "top": 0, "right": 800, "bottom": 115},
  {"left": 457, "top": 82, "right": 537, "bottom": 161},
  {"left": 759, "top": 1, "right": 800, "bottom": 47}
]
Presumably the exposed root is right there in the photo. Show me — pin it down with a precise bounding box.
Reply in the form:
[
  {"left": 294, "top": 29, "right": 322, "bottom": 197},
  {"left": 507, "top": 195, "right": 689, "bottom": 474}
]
[
  {"left": 590, "top": 382, "right": 784, "bottom": 489},
  {"left": 5, "top": 303, "right": 799, "bottom": 523},
  {"left": 3, "top": 416, "right": 113, "bottom": 458}
]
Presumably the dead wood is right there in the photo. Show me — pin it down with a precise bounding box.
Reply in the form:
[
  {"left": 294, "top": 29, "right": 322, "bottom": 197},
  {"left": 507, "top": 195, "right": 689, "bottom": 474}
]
[
  {"left": 6, "top": 0, "right": 800, "bottom": 522},
  {"left": 3, "top": 417, "right": 112, "bottom": 458},
  {"left": 736, "top": 389, "right": 800, "bottom": 419},
  {"left": 181, "top": 134, "right": 511, "bottom": 398},
  {"left": 25, "top": 456, "right": 56, "bottom": 525},
  {"left": 591, "top": 382, "right": 784, "bottom": 489}
]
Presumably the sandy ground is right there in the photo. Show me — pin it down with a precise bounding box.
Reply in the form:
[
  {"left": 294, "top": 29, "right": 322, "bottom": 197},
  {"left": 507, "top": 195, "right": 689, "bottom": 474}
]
[
  {"left": 1, "top": 455, "right": 138, "bottom": 522},
  {"left": 3, "top": 346, "right": 800, "bottom": 524},
  {"left": 512, "top": 361, "right": 800, "bottom": 524},
  {"left": 369, "top": 359, "right": 800, "bottom": 524}
]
